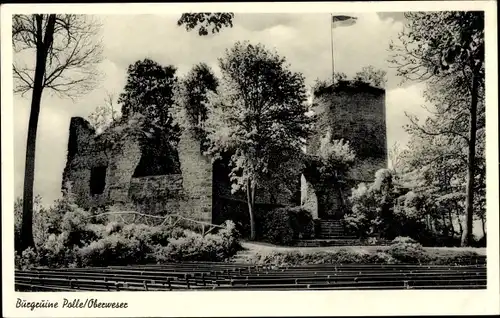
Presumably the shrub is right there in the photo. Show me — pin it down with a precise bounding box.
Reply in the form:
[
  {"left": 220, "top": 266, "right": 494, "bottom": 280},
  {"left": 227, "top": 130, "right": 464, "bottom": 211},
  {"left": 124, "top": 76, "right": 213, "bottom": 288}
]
[
  {"left": 260, "top": 208, "right": 294, "bottom": 245},
  {"left": 159, "top": 231, "right": 220, "bottom": 262},
  {"left": 105, "top": 221, "right": 124, "bottom": 235},
  {"left": 60, "top": 207, "right": 99, "bottom": 247},
  {"left": 15, "top": 247, "right": 40, "bottom": 270},
  {"left": 430, "top": 251, "right": 483, "bottom": 265},
  {"left": 79, "top": 234, "right": 149, "bottom": 267},
  {"left": 288, "top": 207, "right": 314, "bottom": 239},
  {"left": 120, "top": 223, "right": 172, "bottom": 246},
  {"left": 250, "top": 247, "right": 482, "bottom": 267},
  {"left": 387, "top": 241, "right": 428, "bottom": 263},
  {"left": 391, "top": 236, "right": 418, "bottom": 244},
  {"left": 363, "top": 251, "right": 397, "bottom": 264},
  {"left": 259, "top": 207, "right": 314, "bottom": 245},
  {"left": 254, "top": 249, "right": 374, "bottom": 266},
  {"left": 156, "top": 221, "right": 241, "bottom": 262},
  {"left": 215, "top": 220, "right": 241, "bottom": 255}
]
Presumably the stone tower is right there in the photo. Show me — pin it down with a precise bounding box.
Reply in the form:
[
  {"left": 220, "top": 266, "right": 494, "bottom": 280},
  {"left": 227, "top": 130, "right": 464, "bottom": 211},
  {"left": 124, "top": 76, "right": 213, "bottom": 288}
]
[{"left": 302, "top": 80, "right": 387, "bottom": 219}]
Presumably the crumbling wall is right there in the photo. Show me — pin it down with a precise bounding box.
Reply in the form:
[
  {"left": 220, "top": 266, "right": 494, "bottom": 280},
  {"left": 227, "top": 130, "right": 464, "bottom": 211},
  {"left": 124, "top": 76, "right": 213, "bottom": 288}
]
[
  {"left": 105, "top": 139, "right": 142, "bottom": 204},
  {"left": 62, "top": 117, "right": 109, "bottom": 209},
  {"left": 128, "top": 174, "right": 185, "bottom": 215},
  {"left": 177, "top": 128, "right": 213, "bottom": 222},
  {"left": 300, "top": 174, "right": 318, "bottom": 219}
]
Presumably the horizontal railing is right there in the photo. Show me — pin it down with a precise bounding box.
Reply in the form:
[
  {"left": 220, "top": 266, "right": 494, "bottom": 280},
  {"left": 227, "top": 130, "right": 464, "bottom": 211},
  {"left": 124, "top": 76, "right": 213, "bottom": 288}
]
[{"left": 87, "top": 211, "right": 225, "bottom": 236}]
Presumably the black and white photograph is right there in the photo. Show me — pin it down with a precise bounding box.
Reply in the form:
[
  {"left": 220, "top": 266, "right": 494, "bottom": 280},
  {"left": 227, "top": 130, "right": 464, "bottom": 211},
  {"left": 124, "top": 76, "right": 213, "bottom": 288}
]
[{"left": 1, "top": 1, "right": 498, "bottom": 317}]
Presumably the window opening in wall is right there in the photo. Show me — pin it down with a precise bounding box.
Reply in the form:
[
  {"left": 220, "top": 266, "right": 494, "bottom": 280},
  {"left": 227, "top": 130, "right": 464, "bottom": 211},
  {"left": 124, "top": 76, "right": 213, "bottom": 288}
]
[
  {"left": 133, "top": 143, "right": 181, "bottom": 177},
  {"left": 90, "top": 166, "right": 107, "bottom": 195}
]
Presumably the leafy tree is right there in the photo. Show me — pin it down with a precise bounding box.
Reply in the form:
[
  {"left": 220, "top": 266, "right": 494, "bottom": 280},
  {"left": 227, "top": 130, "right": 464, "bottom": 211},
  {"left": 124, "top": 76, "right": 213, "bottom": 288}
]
[
  {"left": 317, "top": 131, "right": 356, "bottom": 176},
  {"left": 13, "top": 14, "right": 103, "bottom": 251},
  {"left": 353, "top": 65, "right": 387, "bottom": 88},
  {"left": 177, "top": 13, "right": 234, "bottom": 36},
  {"left": 173, "top": 63, "right": 219, "bottom": 142},
  {"left": 88, "top": 91, "right": 119, "bottom": 134},
  {"left": 312, "top": 131, "right": 356, "bottom": 216},
  {"left": 118, "top": 59, "right": 180, "bottom": 175},
  {"left": 398, "top": 91, "right": 486, "bottom": 242},
  {"left": 345, "top": 169, "right": 429, "bottom": 241},
  {"left": 389, "top": 11, "right": 484, "bottom": 246},
  {"left": 203, "top": 41, "right": 313, "bottom": 240}
]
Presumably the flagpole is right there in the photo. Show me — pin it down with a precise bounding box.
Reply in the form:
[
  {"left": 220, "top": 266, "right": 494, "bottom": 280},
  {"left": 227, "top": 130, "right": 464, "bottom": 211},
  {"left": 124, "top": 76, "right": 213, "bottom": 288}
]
[{"left": 330, "top": 14, "right": 335, "bottom": 85}]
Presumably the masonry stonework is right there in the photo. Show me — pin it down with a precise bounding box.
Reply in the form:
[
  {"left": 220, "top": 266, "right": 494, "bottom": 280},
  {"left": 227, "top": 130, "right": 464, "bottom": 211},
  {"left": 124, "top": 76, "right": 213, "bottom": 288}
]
[
  {"left": 301, "top": 81, "right": 388, "bottom": 219},
  {"left": 64, "top": 81, "right": 387, "bottom": 225},
  {"left": 177, "top": 128, "right": 213, "bottom": 223}
]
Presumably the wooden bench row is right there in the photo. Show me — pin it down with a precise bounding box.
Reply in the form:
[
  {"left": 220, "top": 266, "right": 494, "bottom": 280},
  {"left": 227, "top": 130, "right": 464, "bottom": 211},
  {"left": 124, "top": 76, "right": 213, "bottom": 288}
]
[{"left": 15, "top": 262, "right": 487, "bottom": 292}]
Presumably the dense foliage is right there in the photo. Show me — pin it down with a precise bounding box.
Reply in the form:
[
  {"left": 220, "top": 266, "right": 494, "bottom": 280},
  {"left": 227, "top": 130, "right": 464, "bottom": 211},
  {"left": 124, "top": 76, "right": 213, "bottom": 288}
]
[
  {"left": 173, "top": 63, "right": 219, "bottom": 143},
  {"left": 14, "top": 196, "right": 241, "bottom": 269},
  {"left": 203, "top": 41, "right": 313, "bottom": 239},
  {"left": 118, "top": 58, "right": 181, "bottom": 176},
  {"left": 177, "top": 13, "right": 234, "bottom": 36},
  {"left": 250, "top": 239, "right": 483, "bottom": 267},
  {"left": 258, "top": 207, "right": 314, "bottom": 245},
  {"left": 389, "top": 11, "right": 485, "bottom": 246}
]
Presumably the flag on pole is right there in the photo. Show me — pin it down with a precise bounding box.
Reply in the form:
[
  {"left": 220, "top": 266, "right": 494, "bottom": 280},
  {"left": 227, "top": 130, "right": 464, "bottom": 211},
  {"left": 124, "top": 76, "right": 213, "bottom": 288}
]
[{"left": 331, "top": 15, "right": 357, "bottom": 28}]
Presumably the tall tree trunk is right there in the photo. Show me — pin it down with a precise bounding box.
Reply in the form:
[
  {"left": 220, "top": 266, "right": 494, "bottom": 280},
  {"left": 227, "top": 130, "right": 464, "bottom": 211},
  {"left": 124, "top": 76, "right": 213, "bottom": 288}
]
[
  {"left": 448, "top": 210, "right": 456, "bottom": 237},
  {"left": 480, "top": 216, "right": 486, "bottom": 238},
  {"left": 19, "top": 14, "right": 56, "bottom": 252},
  {"left": 461, "top": 74, "right": 479, "bottom": 247},
  {"left": 441, "top": 212, "right": 448, "bottom": 237},
  {"left": 246, "top": 178, "right": 256, "bottom": 240},
  {"left": 455, "top": 209, "right": 464, "bottom": 238}
]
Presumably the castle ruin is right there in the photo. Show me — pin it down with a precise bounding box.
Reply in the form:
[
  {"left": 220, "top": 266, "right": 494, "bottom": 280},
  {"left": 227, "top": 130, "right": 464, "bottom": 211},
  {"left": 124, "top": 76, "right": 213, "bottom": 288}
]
[{"left": 62, "top": 80, "right": 387, "bottom": 227}]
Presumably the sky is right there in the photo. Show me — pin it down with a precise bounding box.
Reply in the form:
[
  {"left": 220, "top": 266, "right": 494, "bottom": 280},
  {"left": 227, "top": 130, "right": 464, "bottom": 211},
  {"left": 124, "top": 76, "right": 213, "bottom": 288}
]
[{"left": 13, "top": 12, "right": 431, "bottom": 205}]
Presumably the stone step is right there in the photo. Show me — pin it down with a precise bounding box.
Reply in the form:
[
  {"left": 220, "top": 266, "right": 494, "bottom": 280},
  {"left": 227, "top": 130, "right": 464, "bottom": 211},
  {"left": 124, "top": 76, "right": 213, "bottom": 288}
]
[
  {"left": 320, "top": 231, "right": 344, "bottom": 234},
  {"left": 295, "top": 239, "right": 363, "bottom": 247},
  {"left": 319, "top": 232, "right": 346, "bottom": 236},
  {"left": 317, "top": 235, "right": 356, "bottom": 239},
  {"left": 319, "top": 227, "right": 344, "bottom": 230}
]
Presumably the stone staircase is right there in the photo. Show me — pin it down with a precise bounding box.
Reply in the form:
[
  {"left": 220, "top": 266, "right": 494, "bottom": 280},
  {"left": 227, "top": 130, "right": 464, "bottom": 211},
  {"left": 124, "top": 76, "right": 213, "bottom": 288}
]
[
  {"left": 295, "top": 219, "right": 359, "bottom": 247},
  {"left": 317, "top": 219, "right": 355, "bottom": 239}
]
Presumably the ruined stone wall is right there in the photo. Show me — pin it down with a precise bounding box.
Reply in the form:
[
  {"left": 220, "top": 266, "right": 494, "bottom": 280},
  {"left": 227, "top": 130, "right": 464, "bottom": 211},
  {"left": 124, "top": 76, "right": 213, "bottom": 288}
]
[
  {"left": 62, "top": 117, "right": 109, "bottom": 209},
  {"left": 64, "top": 116, "right": 299, "bottom": 224},
  {"left": 63, "top": 117, "right": 179, "bottom": 214},
  {"left": 128, "top": 174, "right": 185, "bottom": 215},
  {"left": 300, "top": 174, "right": 318, "bottom": 219},
  {"left": 106, "top": 140, "right": 142, "bottom": 204},
  {"left": 177, "top": 128, "right": 213, "bottom": 223}
]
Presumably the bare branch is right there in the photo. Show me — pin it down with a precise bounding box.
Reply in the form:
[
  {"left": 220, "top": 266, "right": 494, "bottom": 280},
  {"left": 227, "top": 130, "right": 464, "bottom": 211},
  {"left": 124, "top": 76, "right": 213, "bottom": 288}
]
[
  {"left": 405, "top": 112, "right": 469, "bottom": 143},
  {"left": 12, "top": 14, "right": 103, "bottom": 98}
]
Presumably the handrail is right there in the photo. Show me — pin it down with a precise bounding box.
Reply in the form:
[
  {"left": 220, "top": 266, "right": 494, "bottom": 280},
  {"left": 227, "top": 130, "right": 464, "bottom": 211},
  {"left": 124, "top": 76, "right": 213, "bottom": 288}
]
[
  {"left": 87, "top": 211, "right": 225, "bottom": 235},
  {"left": 88, "top": 211, "right": 170, "bottom": 220}
]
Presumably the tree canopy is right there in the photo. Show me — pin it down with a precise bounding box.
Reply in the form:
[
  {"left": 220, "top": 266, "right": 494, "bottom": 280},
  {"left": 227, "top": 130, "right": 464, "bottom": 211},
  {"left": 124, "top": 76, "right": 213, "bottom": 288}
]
[
  {"left": 177, "top": 13, "right": 234, "bottom": 36},
  {"left": 389, "top": 11, "right": 485, "bottom": 246},
  {"left": 203, "top": 41, "right": 313, "bottom": 239},
  {"left": 118, "top": 58, "right": 181, "bottom": 175}
]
